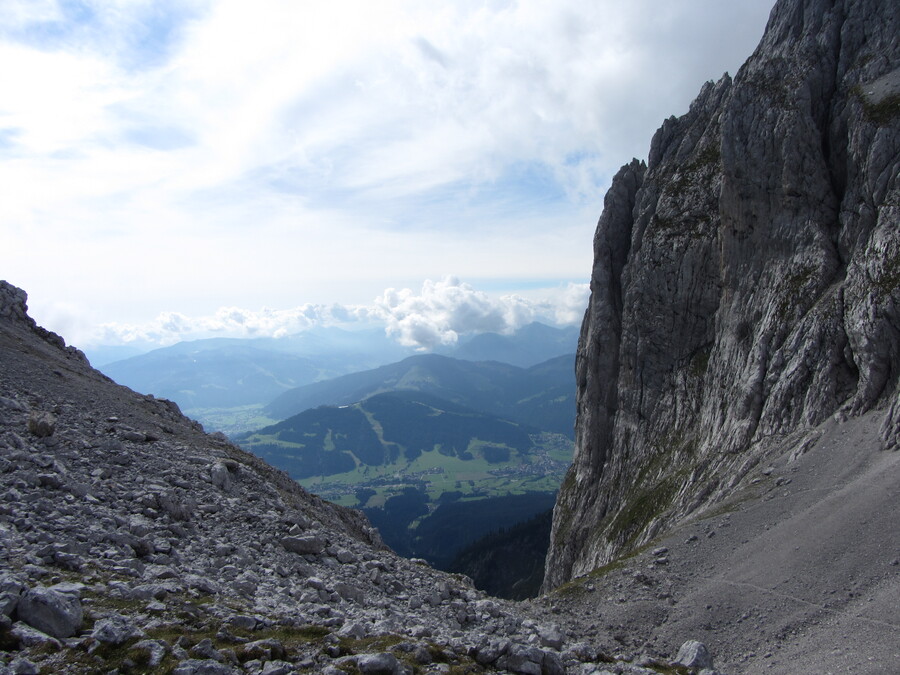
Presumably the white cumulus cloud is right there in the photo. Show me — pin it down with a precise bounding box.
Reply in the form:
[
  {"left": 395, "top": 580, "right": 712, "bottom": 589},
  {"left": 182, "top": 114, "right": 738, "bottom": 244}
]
[
  {"left": 91, "top": 278, "right": 589, "bottom": 350},
  {"left": 373, "top": 277, "right": 590, "bottom": 349}
]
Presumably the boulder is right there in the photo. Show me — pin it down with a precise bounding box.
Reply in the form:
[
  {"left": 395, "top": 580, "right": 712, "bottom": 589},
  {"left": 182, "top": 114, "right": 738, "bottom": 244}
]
[
  {"left": 91, "top": 613, "right": 143, "bottom": 645},
  {"left": 674, "top": 640, "right": 713, "bottom": 670},
  {"left": 281, "top": 534, "right": 326, "bottom": 555},
  {"left": 356, "top": 652, "right": 402, "bottom": 675},
  {"left": 542, "top": 651, "right": 566, "bottom": 675},
  {"left": 7, "top": 657, "right": 40, "bottom": 675},
  {"left": 132, "top": 639, "right": 168, "bottom": 667},
  {"left": 506, "top": 644, "right": 545, "bottom": 675},
  {"left": 337, "top": 622, "right": 367, "bottom": 640},
  {"left": 26, "top": 412, "right": 55, "bottom": 438},
  {"left": 333, "top": 582, "right": 364, "bottom": 603},
  {"left": 210, "top": 462, "right": 232, "bottom": 491},
  {"left": 0, "top": 576, "right": 24, "bottom": 618},
  {"left": 537, "top": 624, "right": 565, "bottom": 650},
  {"left": 190, "top": 637, "right": 224, "bottom": 661},
  {"left": 16, "top": 586, "right": 82, "bottom": 638},
  {"left": 10, "top": 621, "right": 63, "bottom": 649}
]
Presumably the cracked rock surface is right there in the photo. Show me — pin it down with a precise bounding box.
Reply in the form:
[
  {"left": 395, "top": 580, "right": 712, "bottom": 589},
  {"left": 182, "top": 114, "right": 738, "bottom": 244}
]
[{"left": 547, "top": 0, "right": 900, "bottom": 590}]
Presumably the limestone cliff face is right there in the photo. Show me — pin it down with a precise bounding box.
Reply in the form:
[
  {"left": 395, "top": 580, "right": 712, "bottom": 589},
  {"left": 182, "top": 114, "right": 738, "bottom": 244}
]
[{"left": 545, "top": 0, "right": 899, "bottom": 590}]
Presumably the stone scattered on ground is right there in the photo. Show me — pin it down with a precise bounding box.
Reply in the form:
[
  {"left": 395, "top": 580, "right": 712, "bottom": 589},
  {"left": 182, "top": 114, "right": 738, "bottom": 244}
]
[{"left": 0, "top": 279, "right": 713, "bottom": 673}]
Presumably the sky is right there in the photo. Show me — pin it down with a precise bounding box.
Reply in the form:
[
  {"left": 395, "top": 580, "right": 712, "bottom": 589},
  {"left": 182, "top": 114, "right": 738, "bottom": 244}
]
[{"left": 0, "top": 0, "right": 774, "bottom": 351}]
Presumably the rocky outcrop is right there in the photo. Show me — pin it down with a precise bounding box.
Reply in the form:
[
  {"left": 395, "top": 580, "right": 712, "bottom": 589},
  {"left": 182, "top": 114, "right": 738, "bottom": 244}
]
[
  {"left": 0, "top": 282, "right": 88, "bottom": 365},
  {"left": 545, "top": 0, "right": 899, "bottom": 590}
]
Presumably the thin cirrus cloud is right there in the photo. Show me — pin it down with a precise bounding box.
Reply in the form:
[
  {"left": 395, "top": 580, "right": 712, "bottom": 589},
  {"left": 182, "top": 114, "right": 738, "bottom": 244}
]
[{"left": 0, "top": 0, "right": 774, "bottom": 347}]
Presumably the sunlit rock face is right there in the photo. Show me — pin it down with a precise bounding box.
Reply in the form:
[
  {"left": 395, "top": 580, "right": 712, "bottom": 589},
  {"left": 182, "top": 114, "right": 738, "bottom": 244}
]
[{"left": 545, "top": 0, "right": 899, "bottom": 590}]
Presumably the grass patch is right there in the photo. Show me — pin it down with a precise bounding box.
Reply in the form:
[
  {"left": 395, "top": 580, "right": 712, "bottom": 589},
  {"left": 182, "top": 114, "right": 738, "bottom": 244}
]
[
  {"left": 49, "top": 634, "right": 181, "bottom": 675},
  {"left": 775, "top": 263, "right": 817, "bottom": 319},
  {"left": 689, "top": 346, "right": 711, "bottom": 378},
  {"left": 647, "top": 663, "right": 692, "bottom": 675},
  {"left": 295, "top": 433, "right": 570, "bottom": 507},
  {"left": 601, "top": 432, "right": 697, "bottom": 552},
  {"left": 552, "top": 541, "right": 656, "bottom": 598},
  {"left": 605, "top": 480, "right": 677, "bottom": 547},
  {"left": 335, "top": 634, "right": 405, "bottom": 657},
  {"left": 857, "top": 89, "right": 900, "bottom": 125},
  {"left": 873, "top": 251, "right": 900, "bottom": 296},
  {"left": 44, "top": 621, "right": 335, "bottom": 674},
  {"left": 186, "top": 404, "right": 278, "bottom": 437}
]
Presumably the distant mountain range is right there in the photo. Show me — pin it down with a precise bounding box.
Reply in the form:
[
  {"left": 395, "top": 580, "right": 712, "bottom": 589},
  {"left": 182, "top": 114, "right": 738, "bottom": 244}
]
[
  {"left": 435, "top": 321, "right": 579, "bottom": 368},
  {"left": 265, "top": 352, "right": 576, "bottom": 438},
  {"left": 239, "top": 390, "right": 542, "bottom": 480},
  {"left": 98, "top": 327, "right": 412, "bottom": 412},
  {"left": 96, "top": 322, "right": 579, "bottom": 428}
]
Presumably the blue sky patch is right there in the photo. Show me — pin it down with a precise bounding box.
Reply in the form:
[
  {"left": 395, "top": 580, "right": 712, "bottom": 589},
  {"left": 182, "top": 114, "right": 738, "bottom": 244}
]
[{"left": 123, "top": 124, "right": 195, "bottom": 151}]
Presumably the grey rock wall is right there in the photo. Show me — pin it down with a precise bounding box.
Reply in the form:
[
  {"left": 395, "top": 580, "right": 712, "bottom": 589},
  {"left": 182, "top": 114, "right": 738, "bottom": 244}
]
[{"left": 545, "top": 0, "right": 900, "bottom": 590}]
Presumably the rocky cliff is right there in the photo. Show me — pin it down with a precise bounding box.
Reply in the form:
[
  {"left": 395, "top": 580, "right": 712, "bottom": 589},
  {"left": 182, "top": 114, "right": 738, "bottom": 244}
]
[{"left": 545, "top": 0, "right": 900, "bottom": 590}]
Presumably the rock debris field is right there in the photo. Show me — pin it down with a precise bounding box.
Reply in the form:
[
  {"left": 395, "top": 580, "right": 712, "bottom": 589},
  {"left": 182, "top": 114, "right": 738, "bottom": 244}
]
[{"left": 0, "top": 282, "right": 722, "bottom": 673}]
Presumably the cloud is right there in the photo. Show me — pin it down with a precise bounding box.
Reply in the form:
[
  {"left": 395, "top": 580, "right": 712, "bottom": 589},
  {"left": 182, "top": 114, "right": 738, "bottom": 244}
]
[
  {"left": 0, "top": 0, "right": 774, "bottom": 224},
  {"left": 372, "top": 277, "right": 591, "bottom": 349},
  {"left": 375, "top": 277, "right": 509, "bottom": 348},
  {"left": 0, "top": 0, "right": 771, "bottom": 345},
  {"left": 91, "top": 277, "right": 590, "bottom": 350},
  {"left": 95, "top": 303, "right": 366, "bottom": 347}
]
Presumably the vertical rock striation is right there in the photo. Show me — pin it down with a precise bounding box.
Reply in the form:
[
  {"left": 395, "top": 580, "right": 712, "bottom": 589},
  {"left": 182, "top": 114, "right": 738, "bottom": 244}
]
[{"left": 545, "top": 0, "right": 899, "bottom": 590}]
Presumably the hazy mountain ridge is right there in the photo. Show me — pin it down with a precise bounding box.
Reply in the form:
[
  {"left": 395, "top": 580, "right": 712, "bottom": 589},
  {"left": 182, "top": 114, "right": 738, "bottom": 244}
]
[
  {"left": 547, "top": 0, "right": 900, "bottom": 590},
  {"left": 98, "top": 328, "right": 414, "bottom": 414},
  {"left": 265, "top": 353, "right": 576, "bottom": 439},
  {"left": 102, "top": 343, "right": 323, "bottom": 410},
  {"left": 241, "top": 390, "right": 542, "bottom": 480},
  {"left": 438, "top": 323, "right": 580, "bottom": 368},
  {"left": 96, "top": 322, "right": 578, "bottom": 436}
]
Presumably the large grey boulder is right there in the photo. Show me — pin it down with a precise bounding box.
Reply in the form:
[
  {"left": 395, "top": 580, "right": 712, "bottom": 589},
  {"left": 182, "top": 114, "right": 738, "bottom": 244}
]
[
  {"left": 9, "top": 622, "right": 63, "bottom": 649},
  {"left": 132, "top": 640, "right": 168, "bottom": 667},
  {"left": 674, "top": 640, "right": 713, "bottom": 670},
  {"left": 505, "top": 644, "right": 545, "bottom": 675},
  {"left": 90, "top": 613, "right": 143, "bottom": 645},
  {"left": 0, "top": 574, "right": 24, "bottom": 618},
  {"left": 26, "top": 412, "right": 55, "bottom": 438},
  {"left": 281, "top": 534, "right": 326, "bottom": 555},
  {"left": 356, "top": 653, "right": 402, "bottom": 675},
  {"left": 16, "top": 587, "right": 83, "bottom": 638},
  {"left": 210, "top": 462, "right": 233, "bottom": 491}
]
